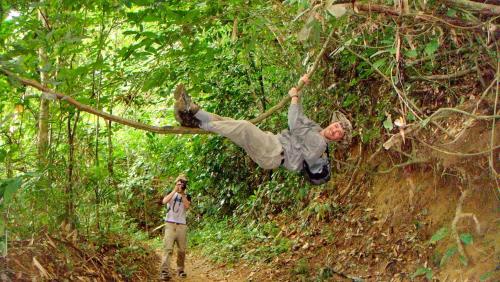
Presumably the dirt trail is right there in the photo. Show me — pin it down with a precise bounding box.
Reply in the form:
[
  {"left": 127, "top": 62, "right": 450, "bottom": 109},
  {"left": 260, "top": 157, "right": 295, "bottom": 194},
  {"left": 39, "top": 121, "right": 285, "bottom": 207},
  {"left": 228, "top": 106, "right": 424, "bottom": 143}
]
[{"left": 157, "top": 251, "right": 251, "bottom": 282}]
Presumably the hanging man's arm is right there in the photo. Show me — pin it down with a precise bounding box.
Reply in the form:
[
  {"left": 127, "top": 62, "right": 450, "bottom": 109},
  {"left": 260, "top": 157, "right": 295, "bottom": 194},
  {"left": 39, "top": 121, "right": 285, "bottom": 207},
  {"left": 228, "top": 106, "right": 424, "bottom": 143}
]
[{"left": 287, "top": 74, "right": 310, "bottom": 130}]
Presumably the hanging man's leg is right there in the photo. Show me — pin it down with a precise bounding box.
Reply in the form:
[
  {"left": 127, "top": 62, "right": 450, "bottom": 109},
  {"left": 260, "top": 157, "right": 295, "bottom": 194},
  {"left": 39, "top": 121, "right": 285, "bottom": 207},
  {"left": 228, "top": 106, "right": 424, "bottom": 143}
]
[
  {"left": 173, "top": 84, "right": 200, "bottom": 127},
  {"left": 196, "top": 111, "right": 283, "bottom": 169},
  {"left": 173, "top": 85, "right": 283, "bottom": 169}
]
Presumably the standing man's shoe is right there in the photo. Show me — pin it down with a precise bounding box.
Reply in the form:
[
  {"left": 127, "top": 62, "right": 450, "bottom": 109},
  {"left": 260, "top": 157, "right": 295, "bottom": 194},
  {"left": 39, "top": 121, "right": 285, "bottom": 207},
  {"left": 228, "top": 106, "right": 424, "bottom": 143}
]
[
  {"left": 178, "top": 270, "right": 187, "bottom": 278},
  {"left": 173, "top": 84, "right": 201, "bottom": 127},
  {"left": 160, "top": 270, "right": 171, "bottom": 281}
]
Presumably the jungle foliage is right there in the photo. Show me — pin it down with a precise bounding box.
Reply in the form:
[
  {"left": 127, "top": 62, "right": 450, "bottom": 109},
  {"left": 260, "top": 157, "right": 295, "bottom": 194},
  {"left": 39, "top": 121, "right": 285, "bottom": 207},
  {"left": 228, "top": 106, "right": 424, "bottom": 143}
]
[{"left": 0, "top": 0, "right": 498, "bottom": 278}]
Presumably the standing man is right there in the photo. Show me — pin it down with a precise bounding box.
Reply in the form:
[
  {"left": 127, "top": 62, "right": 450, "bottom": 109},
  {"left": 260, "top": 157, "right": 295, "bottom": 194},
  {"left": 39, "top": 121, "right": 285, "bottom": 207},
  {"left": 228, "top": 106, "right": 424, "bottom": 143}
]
[{"left": 160, "top": 174, "right": 191, "bottom": 280}]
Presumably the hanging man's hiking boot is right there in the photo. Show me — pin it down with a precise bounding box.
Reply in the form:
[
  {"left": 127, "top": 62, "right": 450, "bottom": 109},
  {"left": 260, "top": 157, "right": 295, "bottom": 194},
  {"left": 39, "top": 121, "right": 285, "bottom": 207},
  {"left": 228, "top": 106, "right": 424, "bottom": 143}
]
[{"left": 173, "top": 84, "right": 201, "bottom": 128}]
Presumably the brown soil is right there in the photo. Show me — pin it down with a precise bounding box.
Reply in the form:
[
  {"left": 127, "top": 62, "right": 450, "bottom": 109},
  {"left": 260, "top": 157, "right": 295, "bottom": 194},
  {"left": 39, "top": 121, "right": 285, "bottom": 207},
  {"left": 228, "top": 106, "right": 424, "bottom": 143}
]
[
  {"left": 163, "top": 251, "right": 252, "bottom": 282},
  {"left": 1, "top": 232, "right": 159, "bottom": 281}
]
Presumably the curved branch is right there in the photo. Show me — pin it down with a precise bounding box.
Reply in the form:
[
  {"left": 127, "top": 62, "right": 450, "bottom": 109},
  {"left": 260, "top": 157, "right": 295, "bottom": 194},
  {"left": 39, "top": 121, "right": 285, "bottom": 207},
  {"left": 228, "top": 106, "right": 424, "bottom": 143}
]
[
  {"left": 2, "top": 29, "right": 335, "bottom": 134},
  {"left": 249, "top": 29, "right": 335, "bottom": 124},
  {"left": 0, "top": 68, "right": 209, "bottom": 134}
]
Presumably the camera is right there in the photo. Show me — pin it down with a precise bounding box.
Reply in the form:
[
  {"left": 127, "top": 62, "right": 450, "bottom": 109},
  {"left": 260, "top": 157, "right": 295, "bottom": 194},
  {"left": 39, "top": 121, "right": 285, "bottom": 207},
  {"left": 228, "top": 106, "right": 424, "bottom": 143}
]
[{"left": 179, "top": 181, "right": 187, "bottom": 190}]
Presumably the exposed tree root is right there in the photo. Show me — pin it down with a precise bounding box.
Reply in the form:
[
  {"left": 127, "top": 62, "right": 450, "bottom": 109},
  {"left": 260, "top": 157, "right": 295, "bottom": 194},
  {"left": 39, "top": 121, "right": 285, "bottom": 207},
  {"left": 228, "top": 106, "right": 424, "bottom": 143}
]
[{"left": 451, "top": 189, "right": 482, "bottom": 266}]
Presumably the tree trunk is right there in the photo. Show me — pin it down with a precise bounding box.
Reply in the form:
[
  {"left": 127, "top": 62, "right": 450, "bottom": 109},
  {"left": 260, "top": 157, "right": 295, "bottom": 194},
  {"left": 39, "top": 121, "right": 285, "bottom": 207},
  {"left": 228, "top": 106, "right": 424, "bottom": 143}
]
[
  {"left": 93, "top": 68, "right": 101, "bottom": 232},
  {"left": 248, "top": 52, "right": 267, "bottom": 111},
  {"left": 37, "top": 9, "right": 50, "bottom": 187},
  {"left": 65, "top": 111, "right": 79, "bottom": 228}
]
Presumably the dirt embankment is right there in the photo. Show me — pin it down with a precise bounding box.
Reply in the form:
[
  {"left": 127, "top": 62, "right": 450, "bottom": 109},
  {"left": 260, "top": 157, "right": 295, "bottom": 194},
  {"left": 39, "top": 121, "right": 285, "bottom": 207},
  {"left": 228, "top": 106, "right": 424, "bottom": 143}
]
[{"left": 239, "top": 116, "right": 499, "bottom": 281}]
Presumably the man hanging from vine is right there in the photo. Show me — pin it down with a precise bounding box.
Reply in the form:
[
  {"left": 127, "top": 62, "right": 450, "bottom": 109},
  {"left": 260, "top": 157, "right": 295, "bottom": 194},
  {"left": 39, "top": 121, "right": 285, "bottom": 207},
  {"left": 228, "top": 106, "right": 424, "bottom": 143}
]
[{"left": 172, "top": 75, "right": 352, "bottom": 185}]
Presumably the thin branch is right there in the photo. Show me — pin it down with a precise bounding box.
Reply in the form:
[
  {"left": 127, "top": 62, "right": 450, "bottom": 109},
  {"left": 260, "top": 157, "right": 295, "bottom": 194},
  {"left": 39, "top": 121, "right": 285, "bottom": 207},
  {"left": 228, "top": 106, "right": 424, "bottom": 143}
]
[
  {"left": 351, "top": 3, "right": 500, "bottom": 38},
  {"left": 377, "top": 158, "right": 429, "bottom": 174},
  {"left": 445, "top": 0, "right": 500, "bottom": 16},
  {"left": 409, "top": 67, "right": 477, "bottom": 81},
  {"left": 489, "top": 53, "right": 499, "bottom": 177},
  {"left": 406, "top": 47, "right": 474, "bottom": 67},
  {"left": 1, "top": 29, "right": 335, "bottom": 134},
  {"left": 452, "top": 189, "right": 481, "bottom": 267},
  {"left": 427, "top": 107, "right": 500, "bottom": 120},
  {"left": 0, "top": 68, "right": 209, "bottom": 135},
  {"left": 414, "top": 137, "right": 500, "bottom": 156}
]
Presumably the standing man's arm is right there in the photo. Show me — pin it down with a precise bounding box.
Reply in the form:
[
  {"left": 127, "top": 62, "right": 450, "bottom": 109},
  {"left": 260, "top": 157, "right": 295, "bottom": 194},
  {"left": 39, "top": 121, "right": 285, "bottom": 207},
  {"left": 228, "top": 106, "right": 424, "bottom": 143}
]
[
  {"left": 162, "top": 189, "right": 177, "bottom": 205},
  {"left": 179, "top": 193, "right": 191, "bottom": 209}
]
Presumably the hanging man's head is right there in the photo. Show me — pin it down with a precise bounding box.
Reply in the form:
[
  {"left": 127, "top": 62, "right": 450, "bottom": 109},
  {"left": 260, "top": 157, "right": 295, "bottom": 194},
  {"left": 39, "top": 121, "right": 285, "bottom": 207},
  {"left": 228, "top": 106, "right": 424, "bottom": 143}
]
[{"left": 320, "top": 111, "right": 352, "bottom": 148}]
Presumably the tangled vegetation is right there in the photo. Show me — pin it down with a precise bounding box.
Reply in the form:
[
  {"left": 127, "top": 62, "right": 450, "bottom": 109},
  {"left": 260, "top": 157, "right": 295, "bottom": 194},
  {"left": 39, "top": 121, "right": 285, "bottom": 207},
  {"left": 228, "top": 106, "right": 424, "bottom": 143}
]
[{"left": 1, "top": 0, "right": 498, "bottom": 280}]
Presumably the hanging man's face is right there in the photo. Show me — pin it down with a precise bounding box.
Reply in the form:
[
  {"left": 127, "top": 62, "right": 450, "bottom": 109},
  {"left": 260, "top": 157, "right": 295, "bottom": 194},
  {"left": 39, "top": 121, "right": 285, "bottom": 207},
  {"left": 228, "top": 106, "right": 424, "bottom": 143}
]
[{"left": 320, "top": 122, "right": 345, "bottom": 142}]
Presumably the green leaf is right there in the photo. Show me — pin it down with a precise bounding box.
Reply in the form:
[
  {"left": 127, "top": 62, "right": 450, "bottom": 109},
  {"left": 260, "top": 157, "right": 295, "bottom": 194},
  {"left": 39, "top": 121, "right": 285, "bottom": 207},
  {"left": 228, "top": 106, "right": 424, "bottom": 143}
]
[
  {"left": 0, "top": 149, "right": 6, "bottom": 162},
  {"left": 459, "top": 233, "right": 473, "bottom": 245},
  {"left": 421, "top": 117, "right": 431, "bottom": 127},
  {"left": 426, "top": 270, "right": 433, "bottom": 280},
  {"left": 342, "top": 94, "right": 357, "bottom": 107},
  {"left": 429, "top": 227, "right": 448, "bottom": 244},
  {"left": 373, "top": 58, "right": 387, "bottom": 70},
  {"left": 424, "top": 38, "right": 439, "bottom": 56},
  {"left": 459, "top": 254, "right": 468, "bottom": 266},
  {"left": 440, "top": 246, "right": 457, "bottom": 267},
  {"left": 480, "top": 271, "right": 494, "bottom": 281},
  {"left": 411, "top": 267, "right": 432, "bottom": 279},
  {"left": 407, "top": 111, "right": 416, "bottom": 122},
  {"left": 0, "top": 177, "right": 23, "bottom": 204},
  {"left": 383, "top": 116, "right": 393, "bottom": 131},
  {"left": 405, "top": 49, "right": 418, "bottom": 58},
  {"left": 446, "top": 8, "right": 457, "bottom": 17}
]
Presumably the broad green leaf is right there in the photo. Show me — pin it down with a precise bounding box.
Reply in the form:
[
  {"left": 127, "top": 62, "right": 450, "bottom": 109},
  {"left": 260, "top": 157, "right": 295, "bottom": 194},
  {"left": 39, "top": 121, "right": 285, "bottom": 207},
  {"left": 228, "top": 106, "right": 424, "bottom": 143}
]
[
  {"left": 440, "top": 246, "right": 457, "bottom": 267},
  {"left": 426, "top": 270, "right": 433, "bottom": 280},
  {"left": 407, "top": 111, "right": 416, "bottom": 122},
  {"left": 459, "top": 233, "right": 473, "bottom": 245},
  {"left": 429, "top": 227, "right": 448, "bottom": 244},
  {"left": 383, "top": 116, "right": 393, "bottom": 131},
  {"left": 424, "top": 38, "right": 439, "bottom": 56},
  {"left": 1, "top": 177, "right": 22, "bottom": 204},
  {"left": 446, "top": 8, "right": 457, "bottom": 17}
]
